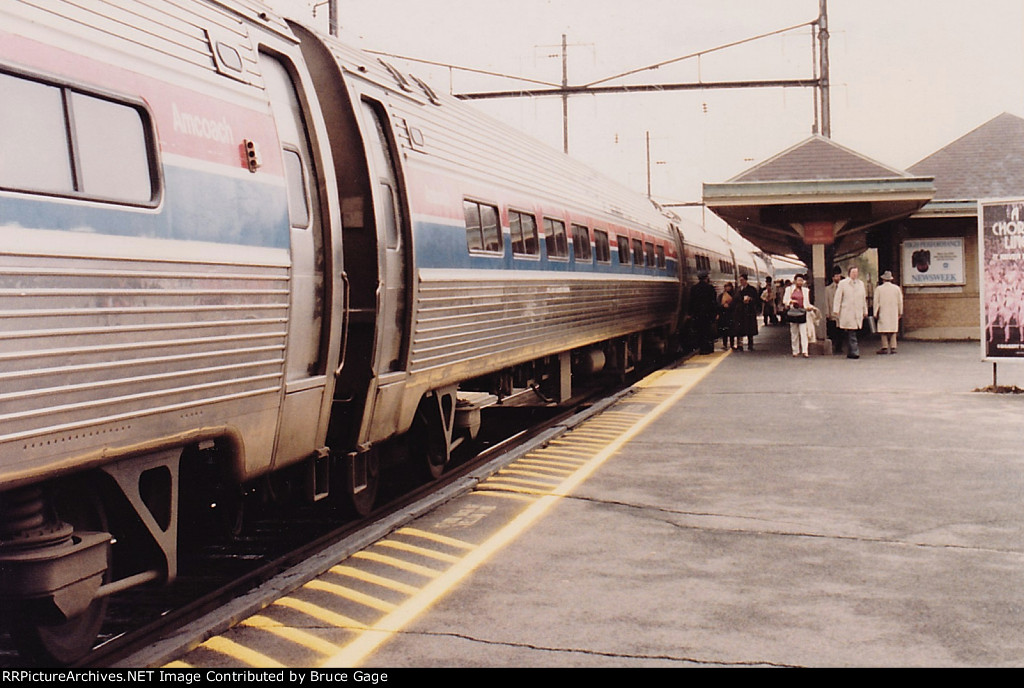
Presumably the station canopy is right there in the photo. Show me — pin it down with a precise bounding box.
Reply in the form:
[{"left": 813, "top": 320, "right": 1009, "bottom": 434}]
[{"left": 703, "top": 136, "right": 935, "bottom": 265}]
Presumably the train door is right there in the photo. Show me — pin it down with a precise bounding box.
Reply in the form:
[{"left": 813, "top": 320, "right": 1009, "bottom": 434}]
[
  {"left": 359, "top": 98, "right": 408, "bottom": 375},
  {"left": 260, "top": 51, "right": 328, "bottom": 462}
]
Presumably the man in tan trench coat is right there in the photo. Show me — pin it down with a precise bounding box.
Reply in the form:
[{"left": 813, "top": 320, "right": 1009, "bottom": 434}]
[
  {"left": 833, "top": 266, "right": 869, "bottom": 359},
  {"left": 873, "top": 270, "right": 904, "bottom": 354}
]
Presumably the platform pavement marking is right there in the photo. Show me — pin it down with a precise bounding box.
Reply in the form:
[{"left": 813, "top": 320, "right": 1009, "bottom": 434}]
[
  {"left": 320, "top": 351, "right": 729, "bottom": 668},
  {"left": 200, "top": 635, "right": 286, "bottom": 668},
  {"left": 241, "top": 615, "right": 341, "bottom": 656}
]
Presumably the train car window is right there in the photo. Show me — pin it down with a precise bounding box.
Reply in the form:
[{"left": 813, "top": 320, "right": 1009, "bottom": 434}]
[
  {"left": 362, "top": 104, "right": 404, "bottom": 248},
  {"left": 656, "top": 245, "right": 666, "bottom": 269},
  {"left": 0, "top": 72, "right": 154, "bottom": 204},
  {"left": 617, "top": 235, "right": 630, "bottom": 265},
  {"left": 0, "top": 73, "right": 74, "bottom": 194},
  {"left": 594, "top": 229, "right": 611, "bottom": 263},
  {"left": 464, "top": 200, "right": 502, "bottom": 253},
  {"left": 632, "top": 238, "right": 644, "bottom": 266},
  {"left": 645, "top": 242, "right": 656, "bottom": 268},
  {"left": 544, "top": 217, "right": 568, "bottom": 259},
  {"left": 571, "top": 224, "right": 592, "bottom": 261},
  {"left": 282, "top": 148, "right": 310, "bottom": 228},
  {"left": 510, "top": 210, "right": 539, "bottom": 256},
  {"left": 68, "top": 91, "right": 154, "bottom": 203}
]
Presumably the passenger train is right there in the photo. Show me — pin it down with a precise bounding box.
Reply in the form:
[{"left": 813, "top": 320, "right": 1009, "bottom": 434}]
[{"left": 0, "top": 0, "right": 770, "bottom": 663}]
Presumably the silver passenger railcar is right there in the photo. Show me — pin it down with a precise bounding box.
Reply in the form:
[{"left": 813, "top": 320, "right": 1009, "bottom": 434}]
[{"left": 0, "top": 0, "right": 757, "bottom": 664}]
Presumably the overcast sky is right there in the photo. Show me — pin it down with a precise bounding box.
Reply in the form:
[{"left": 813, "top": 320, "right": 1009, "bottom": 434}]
[{"left": 268, "top": 0, "right": 1024, "bottom": 232}]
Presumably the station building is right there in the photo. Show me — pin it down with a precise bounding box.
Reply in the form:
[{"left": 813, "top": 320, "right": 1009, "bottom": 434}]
[{"left": 704, "top": 112, "right": 1024, "bottom": 341}]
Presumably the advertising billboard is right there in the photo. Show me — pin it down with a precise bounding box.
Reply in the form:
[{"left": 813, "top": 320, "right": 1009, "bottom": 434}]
[{"left": 980, "top": 199, "right": 1024, "bottom": 360}]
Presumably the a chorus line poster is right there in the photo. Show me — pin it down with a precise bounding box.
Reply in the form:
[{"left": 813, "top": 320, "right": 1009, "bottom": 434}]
[{"left": 980, "top": 198, "right": 1024, "bottom": 360}]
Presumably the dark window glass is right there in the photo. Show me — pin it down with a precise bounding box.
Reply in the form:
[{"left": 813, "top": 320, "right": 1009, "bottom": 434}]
[
  {"left": 480, "top": 204, "right": 500, "bottom": 252},
  {"left": 617, "top": 235, "right": 630, "bottom": 265},
  {"left": 544, "top": 217, "right": 568, "bottom": 259},
  {"left": 632, "top": 238, "right": 643, "bottom": 266},
  {"left": 656, "top": 245, "right": 666, "bottom": 269},
  {"left": 594, "top": 229, "right": 610, "bottom": 263},
  {"left": 571, "top": 224, "right": 591, "bottom": 261},
  {"left": 464, "top": 200, "right": 483, "bottom": 251},
  {"left": 510, "top": 210, "right": 539, "bottom": 255},
  {"left": 464, "top": 199, "right": 501, "bottom": 253}
]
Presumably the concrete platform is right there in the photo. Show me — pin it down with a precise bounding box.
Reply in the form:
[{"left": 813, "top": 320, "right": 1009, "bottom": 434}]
[
  {"left": 359, "top": 325, "right": 1024, "bottom": 667},
  {"left": 165, "top": 324, "right": 1024, "bottom": 668}
]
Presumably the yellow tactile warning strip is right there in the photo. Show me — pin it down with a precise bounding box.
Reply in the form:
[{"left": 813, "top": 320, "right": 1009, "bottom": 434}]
[{"left": 165, "top": 352, "right": 728, "bottom": 669}]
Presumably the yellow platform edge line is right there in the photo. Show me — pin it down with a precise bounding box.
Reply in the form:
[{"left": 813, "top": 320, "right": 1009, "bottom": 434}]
[
  {"left": 396, "top": 527, "right": 474, "bottom": 550},
  {"left": 200, "top": 635, "right": 286, "bottom": 668},
  {"left": 241, "top": 615, "right": 341, "bottom": 656},
  {"left": 273, "top": 596, "right": 368, "bottom": 630},
  {"left": 376, "top": 539, "right": 461, "bottom": 563},
  {"left": 328, "top": 565, "right": 421, "bottom": 596},
  {"left": 304, "top": 579, "right": 397, "bottom": 613},
  {"left": 350, "top": 550, "right": 444, "bottom": 578}
]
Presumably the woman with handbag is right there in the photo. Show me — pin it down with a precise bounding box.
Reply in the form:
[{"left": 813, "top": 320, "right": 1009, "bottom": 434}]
[{"left": 783, "top": 274, "right": 812, "bottom": 358}]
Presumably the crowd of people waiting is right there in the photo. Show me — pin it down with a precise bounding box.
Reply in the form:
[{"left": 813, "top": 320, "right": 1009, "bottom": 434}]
[{"left": 689, "top": 266, "right": 904, "bottom": 358}]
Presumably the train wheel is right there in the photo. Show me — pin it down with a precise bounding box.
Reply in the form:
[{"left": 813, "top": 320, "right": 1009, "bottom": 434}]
[
  {"left": 340, "top": 448, "right": 380, "bottom": 518},
  {"left": 412, "top": 390, "right": 455, "bottom": 481},
  {"left": 8, "top": 486, "right": 109, "bottom": 666}
]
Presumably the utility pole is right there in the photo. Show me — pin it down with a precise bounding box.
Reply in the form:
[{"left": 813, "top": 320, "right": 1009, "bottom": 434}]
[
  {"left": 818, "top": 0, "right": 831, "bottom": 137},
  {"left": 561, "top": 34, "right": 569, "bottom": 153},
  {"left": 313, "top": 0, "right": 339, "bottom": 36},
  {"left": 646, "top": 131, "right": 651, "bottom": 197}
]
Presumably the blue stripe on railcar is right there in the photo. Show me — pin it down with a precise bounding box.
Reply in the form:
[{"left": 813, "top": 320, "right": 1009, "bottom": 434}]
[
  {"left": 0, "top": 165, "right": 289, "bottom": 249},
  {"left": 412, "top": 218, "right": 679, "bottom": 278}
]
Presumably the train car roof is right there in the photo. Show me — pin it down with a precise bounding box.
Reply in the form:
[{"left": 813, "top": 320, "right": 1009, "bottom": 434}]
[
  {"left": 299, "top": 23, "right": 675, "bottom": 235},
  {"left": 676, "top": 217, "right": 739, "bottom": 256}
]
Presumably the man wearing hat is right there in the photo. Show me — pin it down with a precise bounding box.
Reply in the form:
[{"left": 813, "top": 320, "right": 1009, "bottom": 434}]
[{"left": 874, "top": 270, "right": 904, "bottom": 354}]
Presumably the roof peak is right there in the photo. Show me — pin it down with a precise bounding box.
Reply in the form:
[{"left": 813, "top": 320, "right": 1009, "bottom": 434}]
[
  {"left": 729, "top": 134, "right": 912, "bottom": 184},
  {"left": 908, "top": 112, "right": 1024, "bottom": 201}
]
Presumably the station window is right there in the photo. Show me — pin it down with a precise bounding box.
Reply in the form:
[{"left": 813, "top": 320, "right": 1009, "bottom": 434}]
[
  {"left": 509, "top": 209, "right": 539, "bottom": 256},
  {"left": 544, "top": 217, "right": 568, "bottom": 259},
  {"left": 632, "top": 238, "right": 644, "bottom": 266},
  {"left": 594, "top": 229, "right": 611, "bottom": 263},
  {"left": 656, "top": 245, "right": 666, "bottom": 269},
  {"left": 464, "top": 199, "right": 502, "bottom": 253},
  {"left": 617, "top": 234, "right": 630, "bottom": 265},
  {"left": 0, "top": 71, "right": 155, "bottom": 204},
  {"left": 571, "top": 224, "right": 592, "bottom": 261}
]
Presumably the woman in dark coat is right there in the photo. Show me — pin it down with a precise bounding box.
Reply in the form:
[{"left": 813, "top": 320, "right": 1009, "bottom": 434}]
[
  {"left": 733, "top": 274, "right": 761, "bottom": 351},
  {"left": 718, "top": 281, "right": 737, "bottom": 350}
]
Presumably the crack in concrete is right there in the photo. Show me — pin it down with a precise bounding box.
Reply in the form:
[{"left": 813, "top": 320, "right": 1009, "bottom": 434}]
[
  {"left": 388, "top": 628, "right": 801, "bottom": 668},
  {"left": 558, "top": 493, "right": 1024, "bottom": 557}
]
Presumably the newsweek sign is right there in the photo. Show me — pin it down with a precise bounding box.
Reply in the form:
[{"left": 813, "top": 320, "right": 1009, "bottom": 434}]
[
  {"left": 979, "top": 199, "right": 1024, "bottom": 360},
  {"left": 901, "top": 238, "right": 965, "bottom": 286}
]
